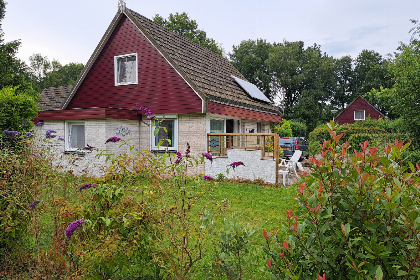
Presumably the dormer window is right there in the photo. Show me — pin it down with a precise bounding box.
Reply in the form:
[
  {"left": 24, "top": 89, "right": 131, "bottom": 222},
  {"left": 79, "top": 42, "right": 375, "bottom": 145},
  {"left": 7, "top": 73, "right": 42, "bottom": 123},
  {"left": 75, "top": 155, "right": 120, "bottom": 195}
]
[
  {"left": 354, "top": 110, "right": 365, "bottom": 120},
  {"left": 114, "top": 53, "right": 138, "bottom": 86}
]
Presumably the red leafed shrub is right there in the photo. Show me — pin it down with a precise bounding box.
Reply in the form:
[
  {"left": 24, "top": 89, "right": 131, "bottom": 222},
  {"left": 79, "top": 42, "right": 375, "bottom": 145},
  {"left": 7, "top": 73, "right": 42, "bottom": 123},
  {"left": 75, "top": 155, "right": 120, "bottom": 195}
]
[{"left": 263, "top": 121, "right": 420, "bottom": 279}]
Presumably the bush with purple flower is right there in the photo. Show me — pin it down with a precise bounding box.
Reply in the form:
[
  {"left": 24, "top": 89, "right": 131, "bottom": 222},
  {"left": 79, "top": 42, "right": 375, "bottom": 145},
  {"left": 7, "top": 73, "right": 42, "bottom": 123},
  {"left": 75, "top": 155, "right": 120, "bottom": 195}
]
[
  {"left": 105, "top": 136, "right": 121, "bottom": 144},
  {"left": 3, "top": 130, "right": 20, "bottom": 141},
  {"left": 29, "top": 200, "right": 40, "bottom": 209},
  {"left": 83, "top": 144, "right": 94, "bottom": 151},
  {"left": 46, "top": 129, "right": 57, "bottom": 138},
  {"left": 138, "top": 106, "right": 157, "bottom": 121},
  {"left": 230, "top": 161, "right": 245, "bottom": 170},
  {"left": 65, "top": 218, "right": 84, "bottom": 239},
  {"left": 185, "top": 143, "right": 191, "bottom": 158},
  {"left": 175, "top": 151, "right": 183, "bottom": 164},
  {"left": 26, "top": 132, "right": 33, "bottom": 137},
  {"left": 202, "top": 152, "right": 213, "bottom": 163},
  {"left": 203, "top": 175, "right": 213, "bottom": 181},
  {"left": 79, "top": 183, "right": 96, "bottom": 192}
]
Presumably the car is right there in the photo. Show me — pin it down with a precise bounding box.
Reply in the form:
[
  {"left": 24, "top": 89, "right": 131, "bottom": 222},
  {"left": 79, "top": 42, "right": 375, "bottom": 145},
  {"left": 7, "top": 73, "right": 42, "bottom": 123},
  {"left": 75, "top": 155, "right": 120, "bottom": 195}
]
[{"left": 279, "top": 137, "right": 309, "bottom": 160}]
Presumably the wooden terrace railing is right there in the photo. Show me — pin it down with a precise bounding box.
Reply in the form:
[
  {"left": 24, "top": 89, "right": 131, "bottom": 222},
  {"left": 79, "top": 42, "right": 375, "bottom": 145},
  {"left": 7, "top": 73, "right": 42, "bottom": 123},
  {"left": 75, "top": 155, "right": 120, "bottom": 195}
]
[{"left": 207, "top": 133, "right": 279, "bottom": 182}]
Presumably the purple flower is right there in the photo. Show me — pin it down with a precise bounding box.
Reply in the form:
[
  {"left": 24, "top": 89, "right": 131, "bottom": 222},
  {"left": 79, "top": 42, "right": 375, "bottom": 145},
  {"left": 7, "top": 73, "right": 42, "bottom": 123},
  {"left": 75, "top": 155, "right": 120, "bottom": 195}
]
[
  {"left": 138, "top": 106, "right": 157, "bottom": 121},
  {"left": 65, "top": 218, "right": 84, "bottom": 239},
  {"left": 3, "top": 130, "right": 20, "bottom": 141},
  {"left": 203, "top": 176, "right": 213, "bottom": 181},
  {"left": 202, "top": 152, "right": 213, "bottom": 163},
  {"left": 83, "top": 144, "right": 94, "bottom": 151},
  {"left": 58, "top": 137, "right": 65, "bottom": 142},
  {"left": 105, "top": 136, "right": 121, "bottom": 144},
  {"left": 46, "top": 129, "right": 57, "bottom": 138},
  {"left": 79, "top": 183, "right": 96, "bottom": 192},
  {"left": 175, "top": 151, "right": 183, "bottom": 164},
  {"left": 21, "top": 122, "right": 25, "bottom": 126},
  {"left": 185, "top": 143, "right": 191, "bottom": 158},
  {"left": 29, "top": 200, "right": 40, "bottom": 209},
  {"left": 35, "top": 122, "right": 44, "bottom": 127},
  {"left": 230, "top": 161, "right": 245, "bottom": 169},
  {"left": 26, "top": 132, "right": 33, "bottom": 137}
]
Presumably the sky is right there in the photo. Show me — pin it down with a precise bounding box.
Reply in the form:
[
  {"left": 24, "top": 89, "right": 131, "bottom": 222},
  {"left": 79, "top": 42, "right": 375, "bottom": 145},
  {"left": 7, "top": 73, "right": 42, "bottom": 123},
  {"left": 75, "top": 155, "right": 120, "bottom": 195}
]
[{"left": 2, "top": 0, "right": 419, "bottom": 66}]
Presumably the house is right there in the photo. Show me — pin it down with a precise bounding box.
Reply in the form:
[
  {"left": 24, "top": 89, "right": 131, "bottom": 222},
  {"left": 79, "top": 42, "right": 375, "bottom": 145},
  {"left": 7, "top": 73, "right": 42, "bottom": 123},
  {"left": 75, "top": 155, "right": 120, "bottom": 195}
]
[
  {"left": 34, "top": 3, "right": 282, "bottom": 176},
  {"left": 335, "top": 96, "right": 384, "bottom": 125}
]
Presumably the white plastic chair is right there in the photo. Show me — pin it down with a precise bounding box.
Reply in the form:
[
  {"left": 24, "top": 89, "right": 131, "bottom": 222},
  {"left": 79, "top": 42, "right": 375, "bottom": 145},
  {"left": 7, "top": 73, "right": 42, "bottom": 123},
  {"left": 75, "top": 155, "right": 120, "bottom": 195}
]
[{"left": 279, "top": 150, "right": 303, "bottom": 179}]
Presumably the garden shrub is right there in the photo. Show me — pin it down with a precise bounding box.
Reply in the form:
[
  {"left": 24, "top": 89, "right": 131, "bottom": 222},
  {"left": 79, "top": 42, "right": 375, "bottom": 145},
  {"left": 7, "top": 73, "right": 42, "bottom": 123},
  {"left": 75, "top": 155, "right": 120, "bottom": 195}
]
[
  {"left": 0, "top": 86, "right": 38, "bottom": 145},
  {"left": 271, "top": 119, "right": 293, "bottom": 137},
  {"left": 289, "top": 119, "right": 308, "bottom": 137},
  {"left": 308, "top": 126, "right": 331, "bottom": 145},
  {"left": 263, "top": 121, "right": 420, "bottom": 279},
  {"left": 335, "top": 125, "right": 387, "bottom": 144},
  {"left": 347, "top": 133, "right": 373, "bottom": 152}
]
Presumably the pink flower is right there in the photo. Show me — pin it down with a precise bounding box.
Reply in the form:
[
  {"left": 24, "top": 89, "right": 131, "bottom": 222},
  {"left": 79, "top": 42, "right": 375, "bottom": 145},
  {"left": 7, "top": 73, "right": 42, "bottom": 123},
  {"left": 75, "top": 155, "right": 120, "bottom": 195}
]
[
  {"left": 202, "top": 152, "right": 213, "bottom": 163},
  {"left": 105, "top": 136, "right": 121, "bottom": 144},
  {"left": 65, "top": 218, "right": 84, "bottom": 239}
]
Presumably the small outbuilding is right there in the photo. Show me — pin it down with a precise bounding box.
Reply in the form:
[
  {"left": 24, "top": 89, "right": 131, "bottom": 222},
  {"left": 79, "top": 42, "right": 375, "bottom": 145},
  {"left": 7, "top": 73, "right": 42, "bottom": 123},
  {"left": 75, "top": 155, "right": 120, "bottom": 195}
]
[{"left": 335, "top": 96, "right": 384, "bottom": 125}]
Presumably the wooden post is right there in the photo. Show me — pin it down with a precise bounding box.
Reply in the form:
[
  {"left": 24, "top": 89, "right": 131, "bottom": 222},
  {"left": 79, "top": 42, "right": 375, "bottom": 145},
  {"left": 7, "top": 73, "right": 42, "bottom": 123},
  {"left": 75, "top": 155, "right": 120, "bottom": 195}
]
[
  {"left": 274, "top": 134, "right": 279, "bottom": 184},
  {"left": 219, "top": 135, "right": 222, "bottom": 156},
  {"left": 261, "top": 135, "right": 265, "bottom": 159}
]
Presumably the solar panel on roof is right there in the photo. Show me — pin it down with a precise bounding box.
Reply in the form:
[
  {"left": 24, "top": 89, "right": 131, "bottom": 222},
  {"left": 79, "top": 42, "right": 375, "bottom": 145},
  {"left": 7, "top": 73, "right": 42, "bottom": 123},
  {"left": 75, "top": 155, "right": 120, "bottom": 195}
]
[{"left": 232, "top": 76, "right": 271, "bottom": 103}]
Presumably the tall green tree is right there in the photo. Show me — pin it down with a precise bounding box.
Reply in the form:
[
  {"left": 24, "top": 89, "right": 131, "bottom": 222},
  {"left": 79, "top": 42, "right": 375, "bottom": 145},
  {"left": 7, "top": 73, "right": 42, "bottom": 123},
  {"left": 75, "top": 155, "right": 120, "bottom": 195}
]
[
  {"left": 153, "top": 12, "right": 223, "bottom": 56},
  {"left": 0, "top": 0, "right": 38, "bottom": 136},
  {"left": 229, "top": 39, "right": 274, "bottom": 100},
  {"left": 27, "top": 53, "right": 84, "bottom": 92},
  {"left": 332, "top": 55, "right": 354, "bottom": 110},
  {"left": 0, "top": 0, "right": 34, "bottom": 95},
  {"left": 387, "top": 21, "right": 420, "bottom": 138},
  {"left": 266, "top": 40, "right": 337, "bottom": 130},
  {"left": 352, "top": 50, "right": 394, "bottom": 96}
]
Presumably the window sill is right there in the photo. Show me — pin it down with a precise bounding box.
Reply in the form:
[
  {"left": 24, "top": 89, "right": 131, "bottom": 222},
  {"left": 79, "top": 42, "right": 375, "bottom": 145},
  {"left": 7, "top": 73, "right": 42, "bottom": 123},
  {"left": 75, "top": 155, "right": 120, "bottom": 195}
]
[
  {"left": 64, "top": 150, "right": 86, "bottom": 156},
  {"left": 152, "top": 150, "right": 177, "bottom": 154}
]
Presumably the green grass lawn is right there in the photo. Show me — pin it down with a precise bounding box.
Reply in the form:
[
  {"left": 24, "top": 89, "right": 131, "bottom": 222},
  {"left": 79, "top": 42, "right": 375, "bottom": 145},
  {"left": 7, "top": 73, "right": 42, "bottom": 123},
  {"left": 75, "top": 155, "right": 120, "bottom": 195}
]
[{"left": 27, "top": 176, "right": 299, "bottom": 280}]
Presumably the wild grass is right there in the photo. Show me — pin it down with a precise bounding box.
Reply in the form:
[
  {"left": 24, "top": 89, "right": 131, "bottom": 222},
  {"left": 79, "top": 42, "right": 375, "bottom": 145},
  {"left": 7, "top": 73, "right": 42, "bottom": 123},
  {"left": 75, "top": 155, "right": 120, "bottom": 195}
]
[{"left": 0, "top": 145, "right": 299, "bottom": 279}]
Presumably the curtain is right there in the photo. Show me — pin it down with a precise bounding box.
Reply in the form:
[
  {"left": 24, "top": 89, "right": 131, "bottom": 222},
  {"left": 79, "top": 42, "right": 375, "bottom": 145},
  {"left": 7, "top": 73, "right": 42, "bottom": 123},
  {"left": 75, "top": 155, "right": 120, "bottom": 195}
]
[
  {"left": 69, "top": 124, "right": 85, "bottom": 149},
  {"left": 117, "top": 55, "right": 136, "bottom": 84}
]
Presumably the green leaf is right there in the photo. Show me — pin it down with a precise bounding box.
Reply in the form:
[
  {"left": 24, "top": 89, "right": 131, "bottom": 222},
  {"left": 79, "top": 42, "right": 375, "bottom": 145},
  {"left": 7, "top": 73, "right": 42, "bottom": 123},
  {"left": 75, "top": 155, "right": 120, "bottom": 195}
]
[
  {"left": 397, "top": 270, "right": 408, "bottom": 276},
  {"left": 375, "top": 266, "right": 383, "bottom": 280},
  {"left": 154, "top": 128, "right": 159, "bottom": 136}
]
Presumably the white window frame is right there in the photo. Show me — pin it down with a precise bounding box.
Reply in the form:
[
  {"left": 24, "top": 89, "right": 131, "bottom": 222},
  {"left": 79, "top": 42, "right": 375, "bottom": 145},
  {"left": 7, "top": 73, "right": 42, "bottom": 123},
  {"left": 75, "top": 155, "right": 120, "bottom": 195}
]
[
  {"left": 209, "top": 117, "right": 242, "bottom": 134},
  {"left": 114, "top": 53, "right": 138, "bottom": 86},
  {"left": 65, "top": 121, "right": 86, "bottom": 151},
  {"left": 150, "top": 115, "right": 178, "bottom": 151},
  {"left": 354, "top": 110, "right": 365, "bottom": 121}
]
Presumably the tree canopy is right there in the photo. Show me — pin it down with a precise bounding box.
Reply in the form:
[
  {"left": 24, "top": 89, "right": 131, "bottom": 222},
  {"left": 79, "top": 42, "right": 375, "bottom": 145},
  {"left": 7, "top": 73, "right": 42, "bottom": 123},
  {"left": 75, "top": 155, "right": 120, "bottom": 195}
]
[
  {"left": 0, "top": 0, "right": 38, "bottom": 138},
  {"left": 153, "top": 12, "right": 223, "bottom": 56},
  {"left": 230, "top": 38, "right": 396, "bottom": 134},
  {"left": 26, "top": 53, "right": 84, "bottom": 92}
]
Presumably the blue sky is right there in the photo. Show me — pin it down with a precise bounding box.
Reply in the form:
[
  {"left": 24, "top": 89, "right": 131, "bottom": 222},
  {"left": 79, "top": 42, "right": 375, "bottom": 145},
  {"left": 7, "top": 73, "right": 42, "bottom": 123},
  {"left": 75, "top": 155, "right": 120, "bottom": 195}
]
[{"left": 3, "top": 0, "right": 419, "bottom": 65}]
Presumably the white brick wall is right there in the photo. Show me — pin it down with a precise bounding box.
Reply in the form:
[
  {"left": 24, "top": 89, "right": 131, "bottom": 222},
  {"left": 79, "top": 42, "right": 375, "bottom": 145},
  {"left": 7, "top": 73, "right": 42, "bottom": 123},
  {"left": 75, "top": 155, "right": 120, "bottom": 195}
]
[
  {"left": 204, "top": 149, "right": 277, "bottom": 184},
  {"left": 35, "top": 119, "right": 140, "bottom": 177},
  {"left": 35, "top": 114, "right": 275, "bottom": 179}
]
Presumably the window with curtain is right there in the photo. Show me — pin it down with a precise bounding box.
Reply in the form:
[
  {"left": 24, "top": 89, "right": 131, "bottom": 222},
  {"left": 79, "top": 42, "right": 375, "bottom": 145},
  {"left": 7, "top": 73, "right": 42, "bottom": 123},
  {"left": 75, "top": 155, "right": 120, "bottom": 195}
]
[
  {"left": 151, "top": 117, "right": 178, "bottom": 151},
  {"left": 114, "top": 53, "right": 138, "bottom": 85},
  {"left": 354, "top": 110, "right": 365, "bottom": 120},
  {"left": 65, "top": 122, "right": 85, "bottom": 151}
]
